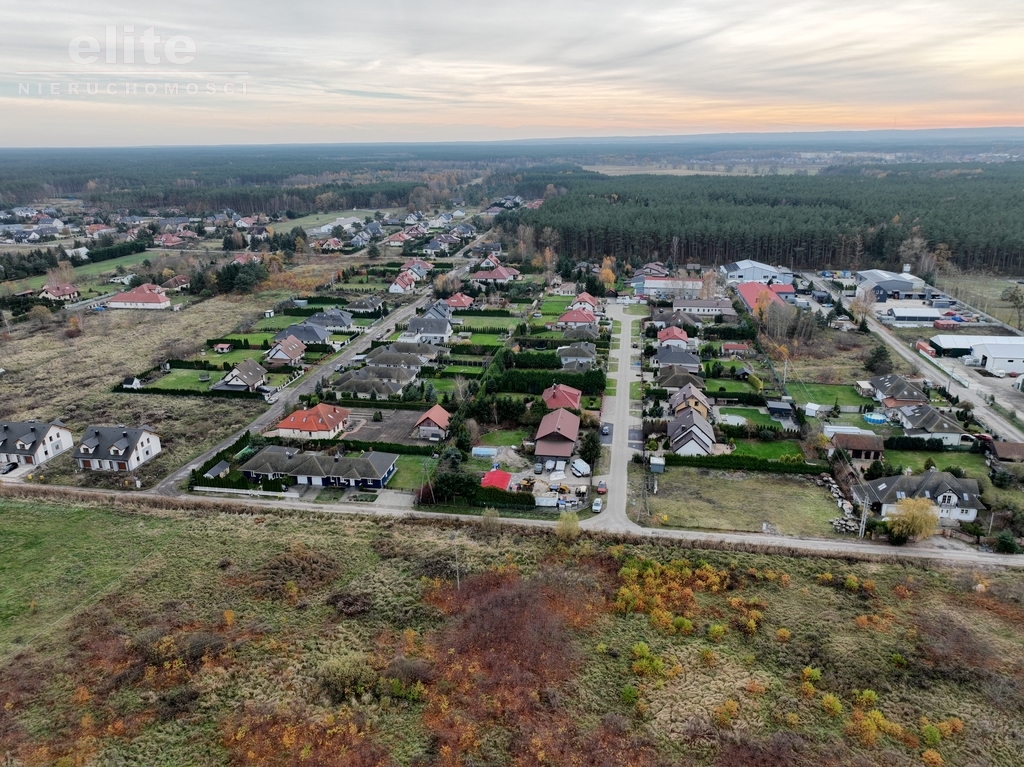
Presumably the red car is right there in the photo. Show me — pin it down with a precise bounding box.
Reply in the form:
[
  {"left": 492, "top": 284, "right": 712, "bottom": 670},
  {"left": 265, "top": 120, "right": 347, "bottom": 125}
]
[{"left": 596, "top": 481, "right": 607, "bottom": 494}]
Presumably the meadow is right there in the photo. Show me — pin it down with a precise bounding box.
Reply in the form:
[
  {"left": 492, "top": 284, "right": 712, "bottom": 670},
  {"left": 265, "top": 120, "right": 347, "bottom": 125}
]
[{"left": 2, "top": 496, "right": 1024, "bottom": 767}]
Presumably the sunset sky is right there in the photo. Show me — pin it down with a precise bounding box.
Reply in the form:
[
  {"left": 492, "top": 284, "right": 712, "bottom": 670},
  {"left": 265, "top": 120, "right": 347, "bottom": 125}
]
[{"left": 2, "top": 0, "right": 1023, "bottom": 146}]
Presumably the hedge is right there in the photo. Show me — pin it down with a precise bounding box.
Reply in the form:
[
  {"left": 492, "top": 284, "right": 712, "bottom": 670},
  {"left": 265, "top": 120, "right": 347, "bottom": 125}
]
[
  {"left": 493, "top": 368, "right": 606, "bottom": 396},
  {"left": 296, "top": 295, "right": 349, "bottom": 306},
  {"left": 659, "top": 453, "right": 826, "bottom": 474},
  {"left": 455, "top": 309, "right": 513, "bottom": 317},
  {"left": 86, "top": 240, "right": 147, "bottom": 263},
  {"left": 283, "top": 438, "right": 436, "bottom": 456},
  {"left": 116, "top": 385, "right": 262, "bottom": 399},
  {"left": 333, "top": 397, "right": 433, "bottom": 411},
  {"left": 709, "top": 391, "right": 767, "bottom": 407},
  {"left": 512, "top": 351, "right": 560, "bottom": 370},
  {"left": 883, "top": 436, "right": 947, "bottom": 451},
  {"left": 473, "top": 485, "right": 536, "bottom": 507},
  {"left": 718, "top": 423, "right": 800, "bottom": 440}
]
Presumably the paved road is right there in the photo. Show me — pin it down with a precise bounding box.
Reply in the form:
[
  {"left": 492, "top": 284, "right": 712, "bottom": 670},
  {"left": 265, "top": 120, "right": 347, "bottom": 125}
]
[{"left": 583, "top": 303, "right": 643, "bottom": 533}]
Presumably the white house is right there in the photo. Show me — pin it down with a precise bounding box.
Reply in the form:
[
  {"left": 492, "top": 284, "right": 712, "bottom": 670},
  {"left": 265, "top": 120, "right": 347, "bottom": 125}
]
[
  {"left": 73, "top": 426, "right": 162, "bottom": 472},
  {"left": 0, "top": 420, "right": 74, "bottom": 467},
  {"left": 852, "top": 469, "right": 983, "bottom": 524},
  {"left": 106, "top": 284, "right": 171, "bottom": 310}
]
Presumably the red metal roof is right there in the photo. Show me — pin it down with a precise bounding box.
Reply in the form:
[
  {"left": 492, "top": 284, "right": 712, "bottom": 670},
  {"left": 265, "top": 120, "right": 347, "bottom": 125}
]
[{"left": 481, "top": 469, "right": 512, "bottom": 490}]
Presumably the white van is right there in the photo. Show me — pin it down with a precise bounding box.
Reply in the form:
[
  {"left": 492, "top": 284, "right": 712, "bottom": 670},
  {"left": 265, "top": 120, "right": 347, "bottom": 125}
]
[{"left": 571, "top": 458, "right": 591, "bottom": 477}]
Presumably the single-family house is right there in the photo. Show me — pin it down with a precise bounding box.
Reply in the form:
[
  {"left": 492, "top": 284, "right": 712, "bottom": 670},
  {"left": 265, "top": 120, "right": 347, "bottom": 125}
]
[
  {"left": 0, "top": 420, "right": 74, "bottom": 467},
  {"left": 416, "top": 404, "right": 451, "bottom": 440},
  {"left": 653, "top": 346, "right": 701, "bottom": 372},
  {"left": 305, "top": 308, "right": 354, "bottom": 333},
  {"left": 556, "top": 342, "right": 597, "bottom": 371},
  {"left": 161, "top": 275, "right": 191, "bottom": 292},
  {"left": 852, "top": 468, "right": 983, "bottom": 523},
  {"left": 557, "top": 308, "right": 598, "bottom": 328},
  {"left": 469, "top": 266, "right": 519, "bottom": 285},
  {"left": 273, "top": 324, "right": 332, "bottom": 346},
  {"left": 360, "top": 351, "right": 426, "bottom": 374},
  {"left": 347, "top": 296, "right": 383, "bottom": 315},
  {"left": 213, "top": 343, "right": 233, "bottom": 354},
  {"left": 240, "top": 445, "right": 398, "bottom": 489},
  {"left": 445, "top": 292, "right": 474, "bottom": 310},
  {"left": 265, "top": 336, "right": 306, "bottom": 367},
  {"left": 868, "top": 375, "right": 929, "bottom": 409},
  {"left": 402, "top": 257, "right": 433, "bottom": 274},
  {"left": 896, "top": 405, "right": 972, "bottom": 447},
  {"left": 390, "top": 272, "right": 416, "bottom": 294},
  {"left": 657, "top": 326, "right": 689, "bottom": 349},
  {"left": 107, "top": 284, "right": 171, "bottom": 310},
  {"left": 657, "top": 367, "right": 705, "bottom": 393},
  {"left": 213, "top": 359, "right": 268, "bottom": 392},
  {"left": 563, "top": 325, "right": 601, "bottom": 342},
  {"left": 541, "top": 383, "right": 583, "bottom": 411},
  {"left": 991, "top": 442, "right": 1024, "bottom": 464},
  {"left": 402, "top": 317, "right": 453, "bottom": 345},
  {"left": 422, "top": 300, "right": 453, "bottom": 322},
  {"left": 334, "top": 370, "right": 403, "bottom": 399},
  {"left": 365, "top": 341, "right": 442, "bottom": 365},
  {"left": 73, "top": 426, "right": 161, "bottom": 472},
  {"left": 722, "top": 343, "right": 751, "bottom": 356},
  {"left": 571, "top": 292, "right": 600, "bottom": 312},
  {"left": 534, "top": 408, "right": 580, "bottom": 461},
  {"left": 667, "top": 384, "right": 710, "bottom": 419},
  {"left": 39, "top": 284, "right": 79, "bottom": 303},
  {"left": 830, "top": 432, "right": 885, "bottom": 461},
  {"left": 276, "top": 404, "right": 351, "bottom": 440},
  {"left": 667, "top": 409, "right": 716, "bottom": 456}
]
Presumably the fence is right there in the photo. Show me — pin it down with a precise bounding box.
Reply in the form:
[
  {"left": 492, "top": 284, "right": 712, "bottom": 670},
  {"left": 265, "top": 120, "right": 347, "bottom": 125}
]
[{"left": 192, "top": 486, "right": 301, "bottom": 499}]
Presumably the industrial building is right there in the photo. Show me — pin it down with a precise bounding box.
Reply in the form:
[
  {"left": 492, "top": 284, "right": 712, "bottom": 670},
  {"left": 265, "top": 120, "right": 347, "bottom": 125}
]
[{"left": 929, "top": 334, "right": 1024, "bottom": 358}]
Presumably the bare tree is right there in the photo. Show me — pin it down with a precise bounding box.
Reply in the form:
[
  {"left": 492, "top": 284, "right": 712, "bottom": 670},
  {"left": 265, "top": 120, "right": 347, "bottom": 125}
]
[
  {"left": 45, "top": 261, "right": 76, "bottom": 287},
  {"left": 452, "top": 375, "right": 468, "bottom": 401}
]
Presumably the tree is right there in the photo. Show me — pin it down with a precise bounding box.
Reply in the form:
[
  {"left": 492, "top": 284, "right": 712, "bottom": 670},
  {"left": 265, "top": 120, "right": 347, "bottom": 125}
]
[
  {"left": 578, "top": 430, "right": 602, "bottom": 473},
  {"left": 1002, "top": 285, "right": 1024, "bottom": 330},
  {"left": 887, "top": 497, "right": 939, "bottom": 542},
  {"left": 864, "top": 345, "right": 893, "bottom": 375},
  {"left": 555, "top": 511, "right": 580, "bottom": 541},
  {"left": 27, "top": 305, "right": 51, "bottom": 326},
  {"left": 366, "top": 242, "right": 381, "bottom": 259},
  {"left": 599, "top": 267, "right": 616, "bottom": 287}
]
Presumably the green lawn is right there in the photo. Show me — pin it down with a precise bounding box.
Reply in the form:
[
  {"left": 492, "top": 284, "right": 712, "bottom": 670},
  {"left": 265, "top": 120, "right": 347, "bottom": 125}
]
[
  {"left": 788, "top": 382, "right": 872, "bottom": 407},
  {"left": 730, "top": 440, "right": 804, "bottom": 460},
  {"left": 630, "top": 381, "right": 643, "bottom": 401},
  {"left": 388, "top": 455, "right": 438, "bottom": 490},
  {"left": 705, "top": 378, "right": 756, "bottom": 394},
  {"left": 193, "top": 348, "right": 266, "bottom": 366},
  {"left": 540, "top": 297, "right": 572, "bottom": 316},
  {"left": 2, "top": 248, "right": 176, "bottom": 293},
  {"left": 459, "top": 333, "right": 506, "bottom": 345},
  {"left": 625, "top": 304, "right": 649, "bottom": 316},
  {"left": 478, "top": 429, "right": 529, "bottom": 447},
  {"left": 428, "top": 378, "right": 456, "bottom": 392},
  {"left": 884, "top": 450, "right": 989, "bottom": 477},
  {"left": 457, "top": 316, "right": 520, "bottom": 331},
  {"left": 146, "top": 369, "right": 226, "bottom": 391},
  {"left": 353, "top": 317, "right": 377, "bottom": 327},
  {"left": 719, "top": 407, "right": 777, "bottom": 428},
  {"left": 605, "top": 382, "right": 617, "bottom": 396},
  {"left": 253, "top": 316, "right": 298, "bottom": 331},
  {"left": 442, "top": 365, "right": 484, "bottom": 376}
]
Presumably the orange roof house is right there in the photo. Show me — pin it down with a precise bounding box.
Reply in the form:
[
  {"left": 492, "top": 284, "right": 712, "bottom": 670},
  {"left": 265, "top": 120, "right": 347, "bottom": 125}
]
[
  {"left": 276, "top": 404, "right": 351, "bottom": 439},
  {"left": 534, "top": 408, "right": 581, "bottom": 460},
  {"left": 541, "top": 383, "right": 582, "bottom": 411}
]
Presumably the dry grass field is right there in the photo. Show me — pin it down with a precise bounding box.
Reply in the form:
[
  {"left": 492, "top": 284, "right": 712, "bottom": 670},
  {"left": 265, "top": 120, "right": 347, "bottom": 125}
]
[
  {"left": 770, "top": 328, "right": 914, "bottom": 384},
  {"left": 3, "top": 497, "right": 1024, "bottom": 766},
  {"left": 933, "top": 272, "right": 1024, "bottom": 327}
]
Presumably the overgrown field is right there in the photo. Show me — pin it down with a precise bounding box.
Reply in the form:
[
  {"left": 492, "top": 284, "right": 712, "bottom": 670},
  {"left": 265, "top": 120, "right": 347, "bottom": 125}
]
[{"left": 3, "top": 499, "right": 1024, "bottom": 766}]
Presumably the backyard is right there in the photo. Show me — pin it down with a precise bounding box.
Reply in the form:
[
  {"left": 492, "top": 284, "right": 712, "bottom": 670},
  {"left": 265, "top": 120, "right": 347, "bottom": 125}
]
[
  {"left": 787, "top": 382, "right": 873, "bottom": 407},
  {"left": 718, "top": 406, "right": 779, "bottom": 428},
  {"left": 730, "top": 440, "right": 805, "bottom": 460}
]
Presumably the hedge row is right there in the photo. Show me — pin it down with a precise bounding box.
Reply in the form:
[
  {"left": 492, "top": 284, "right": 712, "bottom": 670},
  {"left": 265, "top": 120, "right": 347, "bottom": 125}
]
[
  {"left": 883, "top": 436, "right": 947, "bottom": 451},
  {"left": 195, "top": 431, "right": 252, "bottom": 478},
  {"left": 659, "top": 453, "right": 825, "bottom": 474},
  {"left": 455, "top": 309, "right": 513, "bottom": 317},
  {"left": 116, "top": 385, "right": 262, "bottom": 399},
  {"left": 340, "top": 439, "right": 435, "bottom": 456},
  {"left": 440, "top": 368, "right": 484, "bottom": 379},
  {"left": 333, "top": 397, "right": 433, "bottom": 411},
  {"left": 708, "top": 391, "right": 768, "bottom": 407},
  {"left": 296, "top": 295, "right": 349, "bottom": 306},
  {"left": 718, "top": 423, "right": 801, "bottom": 440},
  {"left": 87, "top": 240, "right": 148, "bottom": 263},
  {"left": 473, "top": 485, "right": 537, "bottom": 507}
]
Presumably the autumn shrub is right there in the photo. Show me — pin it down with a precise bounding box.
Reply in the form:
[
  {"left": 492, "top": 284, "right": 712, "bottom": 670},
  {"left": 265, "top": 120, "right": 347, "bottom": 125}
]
[
  {"left": 816, "top": 572, "right": 834, "bottom": 585},
  {"left": 325, "top": 590, "right": 371, "bottom": 616},
  {"left": 853, "top": 689, "right": 878, "bottom": 709},
  {"left": 319, "top": 654, "right": 379, "bottom": 703},
  {"left": 845, "top": 575, "right": 860, "bottom": 592},
  {"left": 708, "top": 623, "right": 727, "bottom": 643},
  {"left": 801, "top": 667, "right": 821, "bottom": 683},
  {"left": 800, "top": 681, "right": 816, "bottom": 699},
  {"left": 631, "top": 642, "right": 666, "bottom": 678},
  {"left": 821, "top": 693, "right": 843, "bottom": 717},
  {"left": 921, "top": 749, "right": 943, "bottom": 766},
  {"left": 555, "top": 511, "right": 580, "bottom": 541},
  {"left": 776, "top": 628, "right": 791, "bottom": 643},
  {"left": 700, "top": 649, "right": 718, "bottom": 667},
  {"left": 480, "top": 507, "right": 501, "bottom": 534},
  {"left": 673, "top": 616, "right": 694, "bottom": 635},
  {"left": 713, "top": 699, "right": 740, "bottom": 728}
]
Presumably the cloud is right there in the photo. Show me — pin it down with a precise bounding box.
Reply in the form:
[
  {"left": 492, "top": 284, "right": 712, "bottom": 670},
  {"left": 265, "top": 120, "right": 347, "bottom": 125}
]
[{"left": 1, "top": 0, "right": 1023, "bottom": 145}]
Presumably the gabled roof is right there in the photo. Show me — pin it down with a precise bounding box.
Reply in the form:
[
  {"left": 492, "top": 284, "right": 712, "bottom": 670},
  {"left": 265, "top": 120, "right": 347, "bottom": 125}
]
[
  {"left": 556, "top": 342, "right": 597, "bottom": 360},
  {"left": 541, "top": 383, "right": 583, "bottom": 411},
  {"left": 227, "top": 358, "right": 268, "bottom": 388},
  {"left": 993, "top": 442, "right": 1024, "bottom": 462},
  {"left": 416, "top": 404, "right": 451, "bottom": 430},
  {"left": 558, "top": 308, "right": 597, "bottom": 324},
  {"left": 277, "top": 404, "right": 351, "bottom": 434},
  {"left": 481, "top": 469, "right": 513, "bottom": 490},
  {"left": 161, "top": 274, "right": 191, "bottom": 289},
  {"left": 73, "top": 426, "right": 156, "bottom": 460},
  {"left": 41, "top": 284, "right": 78, "bottom": 298},
  {"left": 658, "top": 367, "right": 705, "bottom": 390},
  {"left": 898, "top": 405, "right": 966, "bottom": 435},
  {"left": 668, "top": 409, "right": 715, "bottom": 450},
  {"left": 573, "top": 292, "right": 599, "bottom": 307},
  {"left": 831, "top": 432, "right": 885, "bottom": 453},
  {"left": 668, "top": 384, "right": 710, "bottom": 411},
  {"left": 393, "top": 272, "right": 416, "bottom": 290},
  {"left": 536, "top": 408, "right": 580, "bottom": 442},
  {"left": 658, "top": 326, "right": 688, "bottom": 343},
  {"left": 470, "top": 266, "right": 519, "bottom": 281},
  {"left": 268, "top": 335, "right": 307, "bottom": 361},
  {"left": 869, "top": 375, "right": 928, "bottom": 403},
  {"left": 736, "top": 282, "right": 785, "bottom": 311},
  {"left": 0, "top": 420, "right": 64, "bottom": 456},
  {"left": 445, "top": 292, "right": 474, "bottom": 309}
]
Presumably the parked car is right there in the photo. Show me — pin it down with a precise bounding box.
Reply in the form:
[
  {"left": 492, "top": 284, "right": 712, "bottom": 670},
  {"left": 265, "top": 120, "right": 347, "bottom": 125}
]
[
  {"left": 1010, "top": 372, "right": 1021, "bottom": 378},
  {"left": 571, "top": 458, "right": 591, "bottom": 477},
  {"left": 601, "top": 425, "right": 610, "bottom": 435},
  {"left": 533, "top": 462, "right": 543, "bottom": 474},
  {"left": 544, "top": 459, "right": 555, "bottom": 472},
  {"left": 596, "top": 481, "right": 607, "bottom": 494},
  {"left": 0, "top": 462, "right": 17, "bottom": 475},
  {"left": 591, "top": 498, "right": 603, "bottom": 513}
]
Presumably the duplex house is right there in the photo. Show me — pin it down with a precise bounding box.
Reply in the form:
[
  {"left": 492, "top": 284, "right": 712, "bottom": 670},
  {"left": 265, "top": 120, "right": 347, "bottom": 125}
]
[
  {"left": 416, "top": 404, "right": 451, "bottom": 440},
  {"left": 534, "top": 408, "right": 580, "bottom": 461},
  {"left": 852, "top": 468, "right": 983, "bottom": 524},
  {"left": 73, "top": 426, "right": 161, "bottom": 472},
  {"left": 240, "top": 445, "right": 398, "bottom": 489},
  {"left": 213, "top": 358, "right": 268, "bottom": 393},
  {"left": 668, "top": 384, "right": 710, "bottom": 419},
  {"left": 276, "top": 404, "right": 351, "bottom": 440},
  {"left": 0, "top": 420, "right": 74, "bottom": 467},
  {"left": 667, "top": 409, "right": 716, "bottom": 456},
  {"left": 896, "top": 405, "right": 971, "bottom": 447}
]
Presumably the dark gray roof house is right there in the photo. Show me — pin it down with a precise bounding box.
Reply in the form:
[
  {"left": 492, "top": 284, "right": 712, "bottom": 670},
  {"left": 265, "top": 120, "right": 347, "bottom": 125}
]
[
  {"left": 868, "top": 375, "right": 928, "bottom": 407},
  {"left": 563, "top": 324, "right": 601, "bottom": 341},
  {"left": 334, "top": 369, "right": 404, "bottom": 399},
  {"left": 852, "top": 468, "right": 983, "bottom": 523},
  {"left": 422, "top": 300, "right": 453, "bottom": 321},
  {"left": 365, "top": 342, "right": 442, "bottom": 363},
  {"left": 654, "top": 346, "right": 701, "bottom": 372},
  {"left": 239, "top": 445, "right": 398, "bottom": 489},
  {"left": 361, "top": 351, "right": 426, "bottom": 370},
  {"left": 305, "top": 308, "right": 354, "bottom": 332},
  {"left": 658, "top": 367, "right": 705, "bottom": 392},
  {"left": 347, "top": 296, "right": 384, "bottom": 314},
  {"left": 212, "top": 358, "right": 268, "bottom": 392},
  {"left": 0, "top": 420, "right": 73, "bottom": 466},
  {"left": 73, "top": 425, "right": 161, "bottom": 472},
  {"left": 273, "top": 324, "right": 332, "bottom": 345},
  {"left": 896, "top": 404, "right": 969, "bottom": 446}
]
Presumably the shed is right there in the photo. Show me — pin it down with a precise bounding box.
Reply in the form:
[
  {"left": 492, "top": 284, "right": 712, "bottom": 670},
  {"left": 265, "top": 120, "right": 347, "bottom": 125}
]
[
  {"left": 481, "top": 469, "right": 513, "bottom": 491},
  {"left": 766, "top": 401, "right": 793, "bottom": 418},
  {"left": 649, "top": 456, "right": 666, "bottom": 474},
  {"left": 203, "top": 460, "right": 231, "bottom": 479}
]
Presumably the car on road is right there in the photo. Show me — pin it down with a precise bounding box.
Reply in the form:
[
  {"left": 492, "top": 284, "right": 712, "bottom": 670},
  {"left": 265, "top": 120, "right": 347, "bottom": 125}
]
[
  {"left": 631, "top": 342, "right": 638, "bottom": 348},
  {"left": 601, "top": 425, "right": 610, "bottom": 435},
  {"left": 534, "top": 462, "right": 544, "bottom": 474},
  {"left": 591, "top": 498, "right": 603, "bottom": 513},
  {"left": 596, "top": 481, "right": 607, "bottom": 494},
  {"left": 0, "top": 462, "right": 17, "bottom": 475}
]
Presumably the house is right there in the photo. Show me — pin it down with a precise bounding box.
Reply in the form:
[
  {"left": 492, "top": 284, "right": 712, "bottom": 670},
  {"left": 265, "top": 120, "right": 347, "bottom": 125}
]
[
  {"left": 658, "top": 367, "right": 705, "bottom": 393},
  {"left": 534, "top": 408, "right": 581, "bottom": 461},
  {"left": 390, "top": 272, "right": 416, "bottom": 294},
  {"left": 202, "top": 461, "right": 231, "bottom": 480},
  {"left": 423, "top": 236, "right": 448, "bottom": 254},
  {"left": 647, "top": 308, "right": 702, "bottom": 330},
  {"left": 736, "top": 282, "right": 785, "bottom": 314},
  {"left": 422, "top": 300, "right": 453, "bottom": 322},
  {"left": 276, "top": 404, "right": 351, "bottom": 440},
  {"left": 107, "top": 284, "right": 171, "bottom": 310},
  {"left": 402, "top": 257, "right": 434, "bottom": 274},
  {"left": 563, "top": 325, "right": 601, "bottom": 342},
  {"left": 719, "top": 259, "right": 793, "bottom": 285},
  {"left": 360, "top": 351, "right": 427, "bottom": 373},
  {"left": 668, "top": 384, "right": 710, "bottom": 419},
  {"left": 161, "top": 275, "right": 191, "bottom": 292},
  {"left": 0, "top": 420, "right": 74, "bottom": 467},
  {"left": 273, "top": 324, "right": 332, "bottom": 346},
  {"left": 213, "top": 359, "right": 268, "bottom": 392},
  {"left": 830, "top": 432, "right": 885, "bottom": 461},
  {"left": 265, "top": 336, "right": 307, "bottom": 367},
  {"left": 557, "top": 308, "right": 598, "bottom": 328},
  {"left": 541, "top": 383, "right": 583, "bottom": 411},
  {"left": 334, "top": 370, "right": 403, "bottom": 399},
  {"left": 350, "top": 231, "right": 372, "bottom": 248},
  {"left": 571, "top": 292, "right": 600, "bottom": 312},
  {"left": 39, "top": 284, "right": 79, "bottom": 302},
  {"left": 445, "top": 292, "right": 474, "bottom": 310},
  {"left": 769, "top": 283, "right": 796, "bottom": 302},
  {"left": 469, "top": 266, "right": 519, "bottom": 285},
  {"left": 386, "top": 232, "right": 412, "bottom": 248},
  {"left": 233, "top": 252, "right": 261, "bottom": 266},
  {"left": 722, "top": 343, "right": 751, "bottom": 356},
  {"left": 657, "top": 326, "right": 689, "bottom": 349},
  {"left": 416, "top": 404, "right": 451, "bottom": 440},
  {"left": 348, "top": 296, "right": 383, "bottom": 315},
  {"left": 305, "top": 308, "right": 354, "bottom": 333},
  {"left": 477, "top": 253, "right": 502, "bottom": 270},
  {"left": 868, "top": 375, "right": 929, "bottom": 409},
  {"left": 852, "top": 468, "right": 983, "bottom": 524},
  {"left": 365, "top": 341, "right": 442, "bottom": 365},
  {"left": 402, "top": 317, "right": 453, "bottom": 345},
  {"left": 240, "top": 445, "right": 398, "bottom": 489},
  {"left": 992, "top": 442, "right": 1024, "bottom": 463},
  {"left": 403, "top": 264, "right": 428, "bottom": 282},
  {"left": 668, "top": 409, "right": 716, "bottom": 456},
  {"left": 213, "top": 343, "right": 233, "bottom": 354},
  {"left": 122, "top": 377, "right": 142, "bottom": 390},
  {"left": 73, "top": 426, "right": 161, "bottom": 472},
  {"left": 653, "top": 346, "right": 701, "bottom": 372},
  {"left": 481, "top": 469, "right": 513, "bottom": 491},
  {"left": 556, "top": 342, "right": 597, "bottom": 370},
  {"left": 896, "top": 405, "right": 972, "bottom": 447},
  {"left": 471, "top": 241, "right": 502, "bottom": 258}
]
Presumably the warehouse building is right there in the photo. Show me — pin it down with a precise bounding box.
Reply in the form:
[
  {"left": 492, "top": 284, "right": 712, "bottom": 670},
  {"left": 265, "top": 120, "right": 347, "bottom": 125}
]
[{"left": 929, "top": 334, "right": 1024, "bottom": 358}]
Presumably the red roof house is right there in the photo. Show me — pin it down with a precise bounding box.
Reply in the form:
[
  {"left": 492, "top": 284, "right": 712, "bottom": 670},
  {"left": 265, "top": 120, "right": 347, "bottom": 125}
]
[
  {"left": 107, "top": 283, "right": 171, "bottom": 310},
  {"left": 416, "top": 404, "right": 451, "bottom": 439},
  {"left": 481, "top": 469, "right": 513, "bottom": 491},
  {"left": 571, "top": 292, "right": 599, "bottom": 310},
  {"left": 276, "top": 404, "right": 351, "bottom": 439},
  {"left": 445, "top": 292, "right": 474, "bottom": 309},
  {"left": 541, "top": 383, "right": 582, "bottom": 411},
  {"left": 657, "top": 326, "right": 689, "bottom": 346},
  {"left": 534, "top": 408, "right": 581, "bottom": 460},
  {"left": 736, "top": 282, "right": 785, "bottom": 313},
  {"left": 557, "top": 308, "right": 597, "bottom": 328}
]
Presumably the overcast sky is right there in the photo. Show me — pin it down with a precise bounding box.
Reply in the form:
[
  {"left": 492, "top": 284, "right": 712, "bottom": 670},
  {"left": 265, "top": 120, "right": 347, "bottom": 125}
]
[{"left": 1, "top": 0, "right": 1022, "bottom": 146}]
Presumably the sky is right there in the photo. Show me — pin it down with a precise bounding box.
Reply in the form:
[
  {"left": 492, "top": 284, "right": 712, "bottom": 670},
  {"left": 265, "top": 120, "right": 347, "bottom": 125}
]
[{"left": 1, "top": 0, "right": 1023, "bottom": 146}]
